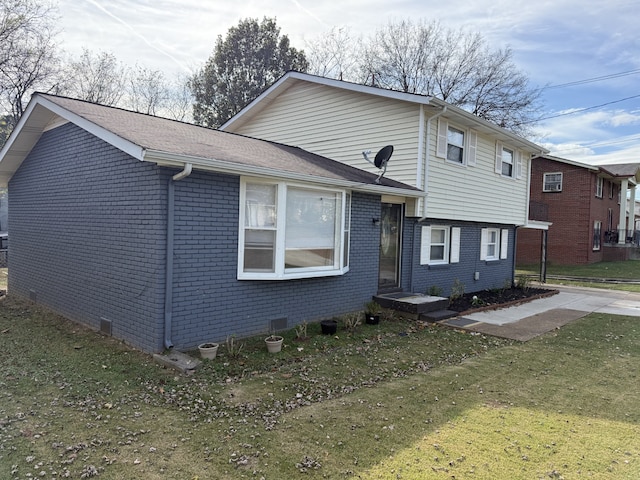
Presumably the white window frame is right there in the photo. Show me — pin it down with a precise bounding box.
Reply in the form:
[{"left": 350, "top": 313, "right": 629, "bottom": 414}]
[
  {"left": 593, "top": 220, "right": 602, "bottom": 251},
  {"left": 595, "top": 176, "right": 604, "bottom": 198},
  {"left": 420, "top": 226, "right": 460, "bottom": 265},
  {"left": 543, "top": 172, "right": 563, "bottom": 192},
  {"left": 480, "top": 228, "right": 509, "bottom": 261},
  {"left": 238, "top": 178, "right": 350, "bottom": 280},
  {"left": 495, "top": 141, "right": 523, "bottom": 179},
  {"left": 436, "top": 119, "right": 477, "bottom": 166}
]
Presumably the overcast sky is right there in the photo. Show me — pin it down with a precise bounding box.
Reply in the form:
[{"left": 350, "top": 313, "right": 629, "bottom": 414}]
[{"left": 56, "top": 0, "right": 640, "bottom": 165}]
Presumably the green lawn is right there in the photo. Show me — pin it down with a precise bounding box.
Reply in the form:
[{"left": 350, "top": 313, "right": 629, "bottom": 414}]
[
  {"left": 517, "top": 259, "right": 640, "bottom": 279},
  {"left": 1, "top": 295, "right": 639, "bottom": 478},
  {"left": 518, "top": 260, "right": 640, "bottom": 293}
]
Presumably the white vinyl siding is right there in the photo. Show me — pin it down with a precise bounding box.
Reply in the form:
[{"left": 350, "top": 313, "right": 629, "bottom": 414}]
[
  {"left": 226, "top": 80, "right": 533, "bottom": 226},
  {"left": 229, "top": 83, "right": 422, "bottom": 188},
  {"left": 427, "top": 121, "right": 530, "bottom": 224}
]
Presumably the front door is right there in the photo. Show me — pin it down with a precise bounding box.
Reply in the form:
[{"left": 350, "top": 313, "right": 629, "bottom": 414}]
[{"left": 378, "top": 203, "right": 403, "bottom": 291}]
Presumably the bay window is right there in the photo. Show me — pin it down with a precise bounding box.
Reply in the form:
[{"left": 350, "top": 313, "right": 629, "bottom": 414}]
[{"left": 239, "top": 179, "right": 350, "bottom": 279}]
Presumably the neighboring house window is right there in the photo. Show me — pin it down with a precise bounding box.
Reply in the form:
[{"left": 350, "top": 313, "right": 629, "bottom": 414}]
[
  {"left": 595, "top": 176, "right": 603, "bottom": 198},
  {"left": 436, "top": 119, "right": 477, "bottom": 166},
  {"left": 480, "top": 228, "right": 509, "bottom": 261},
  {"left": 239, "top": 179, "right": 350, "bottom": 280},
  {"left": 609, "top": 181, "right": 615, "bottom": 199},
  {"left": 607, "top": 208, "right": 613, "bottom": 232},
  {"left": 593, "top": 220, "right": 602, "bottom": 251},
  {"left": 420, "top": 226, "right": 461, "bottom": 265},
  {"left": 543, "top": 172, "right": 563, "bottom": 192}
]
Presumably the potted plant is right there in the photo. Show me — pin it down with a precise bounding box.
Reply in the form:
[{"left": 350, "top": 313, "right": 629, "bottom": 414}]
[
  {"left": 265, "top": 333, "right": 284, "bottom": 353},
  {"left": 198, "top": 342, "right": 219, "bottom": 360},
  {"left": 320, "top": 319, "right": 338, "bottom": 335},
  {"left": 364, "top": 300, "right": 382, "bottom": 325}
]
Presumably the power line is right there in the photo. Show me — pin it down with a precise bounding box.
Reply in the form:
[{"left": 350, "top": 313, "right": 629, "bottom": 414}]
[
  {"left": 543, "top": 69, "right": 640, "bottom": 90},
  {"left": 518, "top": 93, "right": 640, "bottom": 125}
]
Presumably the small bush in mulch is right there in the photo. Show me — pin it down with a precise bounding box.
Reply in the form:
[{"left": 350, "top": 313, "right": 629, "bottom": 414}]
[{"left": 448, "top": 287, "right": 554, "bottom": 313}]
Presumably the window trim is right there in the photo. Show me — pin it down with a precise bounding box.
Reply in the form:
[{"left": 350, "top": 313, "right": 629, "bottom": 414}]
[
  {"left": 543, "top": 172, "right": 563, "bottom": 192},
  {"left": 420, "top": 225, "right": 461, "bottom": 265},
  {"left": 238, "top": 178, "right": 350, "bottom": 280},
  {"left": 593, "top": 220, "right": 602, "bottom": 251},
  {"left": 480, "top": 228, "right": 509, "bottom": 261},
  {"left": 595, "top": 176, "right": 604, "bottom": 198},
  {"left": 436, "top": 119, "right": 477, "bottom": 166}
]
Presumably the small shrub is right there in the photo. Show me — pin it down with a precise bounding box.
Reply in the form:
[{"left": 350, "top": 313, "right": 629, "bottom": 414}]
[
  {"left": 471, "top": 295, "right": 485, "bottom": 307},
  {"left": 294, "top": 321, "right": 308, "bottom": 339},
  {"left": 225, "top": 335, "right": 244, "bottom": 359},
  {"left": 364, "top": 300, "right": 382, "bottom": 314},
  {"left": 428, "top": 285, "right": 443, "bottom": 296},
  {"left": 516, "top": 274, "right": 532, "bottom": 292},
  {"left": 449, "top": 278, "right": 465, "bottom": 302},
  {"left": 342, "top": 312, "right": 361, "bottom": 333}
]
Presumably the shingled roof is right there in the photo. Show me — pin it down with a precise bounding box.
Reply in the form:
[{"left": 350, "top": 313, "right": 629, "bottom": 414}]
[{"left": 0, "top": 93, "right": 421, "bottom": 196}]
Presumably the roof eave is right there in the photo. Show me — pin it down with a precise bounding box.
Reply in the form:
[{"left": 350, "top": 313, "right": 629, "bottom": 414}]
[{"left": 144, "top": 149, "right": 423, "bottom": 198}]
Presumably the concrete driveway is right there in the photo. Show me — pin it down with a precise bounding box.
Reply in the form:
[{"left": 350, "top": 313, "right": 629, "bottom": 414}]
[{"left": 440, "top": 284, "right": 640, "bottom": 341}]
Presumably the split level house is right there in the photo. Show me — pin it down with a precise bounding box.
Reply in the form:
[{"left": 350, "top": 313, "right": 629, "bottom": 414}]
[
  {"left": 222, "top": 71, "right": 548, "bottom": 295},
  {"left": 0, "top": 93, "right": 424, "bottom": 353},
  {"left": 517, "top": 155, "right": 640, "bottom": 266}
]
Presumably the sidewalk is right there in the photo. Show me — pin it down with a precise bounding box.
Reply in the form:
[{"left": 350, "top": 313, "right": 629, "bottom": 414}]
[{"left": 438, "top": 284, "right": 640, "bottom": 341}]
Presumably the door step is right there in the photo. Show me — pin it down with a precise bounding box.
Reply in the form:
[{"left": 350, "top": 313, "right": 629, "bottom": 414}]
[{"left": 374, "top": 292, "right": 450, "bottom": 316}]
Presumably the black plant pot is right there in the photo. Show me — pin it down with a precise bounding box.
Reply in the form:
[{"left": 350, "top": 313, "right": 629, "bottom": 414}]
[
  {"left": 320, "top": 320, "right": 338, "bottom": 335},
  {"left": 365, "top": 313, "right": 380, "bottom": 325}
]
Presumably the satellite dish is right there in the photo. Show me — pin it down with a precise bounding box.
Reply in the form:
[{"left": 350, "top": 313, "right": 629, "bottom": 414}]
[{"left": 362, "top": 145, "right": 394, "bottom": 183}]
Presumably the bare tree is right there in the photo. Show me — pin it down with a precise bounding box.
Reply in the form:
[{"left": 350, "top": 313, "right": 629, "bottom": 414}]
[
  {"left": 164, "top": 74, "right": 193, "bottom": 122},
  {"left": 0, "top": 0, "right": 61, "bottom": 141},
  {"left": 305, "top": 26, "right": 362, "bottom": 81},
  {"left": 63, "top": 48, "right": 127, "bottom": 106},
  {"left": 127, "top": 64, "right": 167, "bottom": 115},
  {"left": 318, "top": 19, "right": 540, "bottom": 135}
]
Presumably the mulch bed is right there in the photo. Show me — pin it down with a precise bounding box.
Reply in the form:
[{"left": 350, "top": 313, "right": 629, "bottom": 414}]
[{"left": 448, "top": 287, "right": 558, "bottom": 316}]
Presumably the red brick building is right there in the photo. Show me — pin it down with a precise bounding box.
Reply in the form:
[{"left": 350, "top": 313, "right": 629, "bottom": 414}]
[{"left": 517, "top": 155, "right": 640, "bottom": 265}]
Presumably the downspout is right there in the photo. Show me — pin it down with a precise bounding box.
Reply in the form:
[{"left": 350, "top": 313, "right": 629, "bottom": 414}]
[
  {"left": 164, "top": 163, "right": 193, "bottom": 349},
  {"left": 419, "top": 106, "right": 447, "bottom": 221}
]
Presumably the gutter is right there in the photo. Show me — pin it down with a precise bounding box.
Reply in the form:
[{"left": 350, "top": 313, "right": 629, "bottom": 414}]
[
  {"left": 164, "top": 163, "right": 193, "bottom": 350},
  {"left": 144, "top": 150, "right": 423, "bottom": 199}
]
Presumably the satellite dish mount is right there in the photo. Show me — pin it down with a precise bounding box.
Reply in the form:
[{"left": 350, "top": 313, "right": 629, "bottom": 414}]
[{"left": 362, "top": 145, "right": 394, "bottom": 184}]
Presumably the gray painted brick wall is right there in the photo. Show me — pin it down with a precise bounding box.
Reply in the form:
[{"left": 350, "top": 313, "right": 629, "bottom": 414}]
[
  {"left": 168, "top": 171, "right": 382, "bottom": 350},
  {"left": 9, "top": 124, "right": 167, "bottom": 353},
  {"left": 403, "top": 218, "right": 515, "bottom": 296},
  {"left": 9, "top": 123, "right": 383, "bottom": 352}
]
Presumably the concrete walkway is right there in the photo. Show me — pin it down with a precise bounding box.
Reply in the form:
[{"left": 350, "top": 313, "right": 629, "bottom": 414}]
[{"left": 439, "top": 284, "right": 640, "bottom": 341}]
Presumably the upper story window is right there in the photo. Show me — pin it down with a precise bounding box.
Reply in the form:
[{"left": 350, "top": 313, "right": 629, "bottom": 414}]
[
  {"left": 239, "top": 179, "right": 350, "bottom": 280},
  {"left": 436, "top": 119, "right": 477, "bottom": 166},
  {"left": 495, "top": 141, "right": 522, "bottom": 179},
  {"left": 595, "top": 176, "right": 604, "bottom": 198},
  {"left": 447, "top": 127, "right": 465, "bottom": 164},
  {"left": 543, "top": 172, "right": 563, "bottom": 192},
  {"left": 609, "top": 180, "right": 615, "bottom": 199},
  {"left": 501, "top": 147, "right": 514, "bottom": 177}
]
